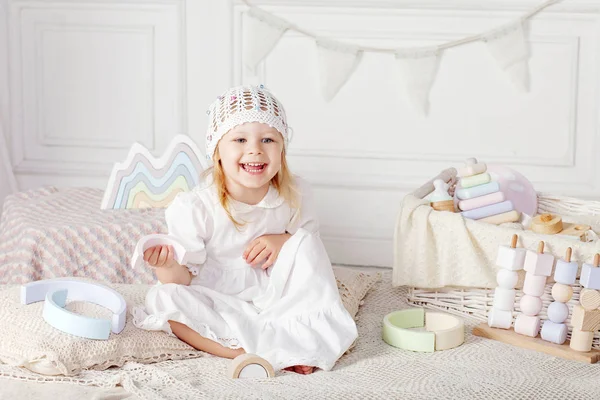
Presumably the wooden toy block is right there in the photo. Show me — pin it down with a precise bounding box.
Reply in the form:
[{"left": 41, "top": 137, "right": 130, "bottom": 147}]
[
  {"left": 456, "top": 181, "right": 500, "bottom": 200},
  {"left": 551, "top": 283, "right": 573, "bottom": 303},
  {"left": 229, "top": 354, "right": 275, "bottom": 379},
  {"left": 430, "top": 179, "right": 455, "bottom": 212},
  {"left": 431, "top": 200, "right": 455, "bottom": 212},
  {"left": 487, "top": 308, "right": 513, "bottom": 329},
  {"left": 457, "top": 157, "right": 487, "bottom": 178},
  {"left": 519, "top": 295, "right": 543, "bottom": 316},
  {"left": 570, "top": 328, "right": 595, "bottom": 353},
  {"left": 474, "top": 323, "right": 600, "bottom": 363},
  {"left": 514, "top": 314, "right": 541, "bottom": 337},
  {"left": 458, "top": 191, "right": 505, "bottom": 211},
  {"left": 580, "top": 254, "right": 600, "bottom": 290},
  {"left": 497, "top": 269, "right": 519, "bottom": 289},
  {"left": 553, "top": 248, "right": 577, "bottom": 285},
  {"left": 571, "top": 305, "right": 600, "bottom": 332},
  {"left": 579, "top": 288, "right": 600, "bottom": 311},
  {"left": 531, "top": 213, "right": 563, "bottom": 235},
  {"left": 493, "top": 288, "right": 516, "bottom": 311},
  {"left": 540, "top": 321, "right": 568, "bottom": 345},
  {"left": 547, "top": 302, "right": 569, "bottom": 324},
  {"left": 496, "top": 235, "right": 526, "bottom": 271},
  {"left": 559, "top": 223, "right": 592, "bottom": 242},
  {"left": 523, "top": 272, "right": 547, "bottom": 297},
  {"left": 523, "top": 242, "right": 554, "bottom": 277},
  {"left": 461, "top": 200, "right": 513, "bottom": 220},
  {"left": 460, "top": 172, "right": 491, "bottom": 189},
  {"left": 479, "top": 210, "right": 521, "bottom": 225}
]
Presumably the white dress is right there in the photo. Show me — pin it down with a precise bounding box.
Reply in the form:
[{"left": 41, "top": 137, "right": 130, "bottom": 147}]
[{"left": 132, "top": 176, "right": 358, "bottom": 371}]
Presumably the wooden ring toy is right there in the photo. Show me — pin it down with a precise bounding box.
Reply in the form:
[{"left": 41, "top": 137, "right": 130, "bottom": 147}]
[
  {"left": 229, "top": 353, "right": 275, "bottom": 379},
  {"left": 531, "top": 213, "right": 563, "bottom": 235}
]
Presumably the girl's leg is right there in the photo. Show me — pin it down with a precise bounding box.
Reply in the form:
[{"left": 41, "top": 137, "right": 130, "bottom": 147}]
[{"left": 169, "top": 320, "right": 245, "bottom": 359}]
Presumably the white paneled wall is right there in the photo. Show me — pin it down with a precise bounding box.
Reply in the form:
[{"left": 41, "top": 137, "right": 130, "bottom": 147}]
[{"left": 1, "top": 0, "right": 599, "bottom": 267}]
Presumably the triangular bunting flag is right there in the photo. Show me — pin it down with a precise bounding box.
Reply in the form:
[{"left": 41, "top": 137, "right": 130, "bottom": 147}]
[
  {"left": 395, "top": 48, "right": 442, "bottom": 116},
  {"left": 316, "top": 39, "right": 363, "bottom": 101},
  {"left": 483, "top": 21, "right": 530, "bottom": 92},
  {"left": 243, "top": 7, "right": 291, "bottom": 73}
]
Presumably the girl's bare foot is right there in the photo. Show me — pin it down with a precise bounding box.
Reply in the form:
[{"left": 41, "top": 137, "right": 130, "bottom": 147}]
[{"left": 284, "top": 365, "right": 314, "bottom": 375}]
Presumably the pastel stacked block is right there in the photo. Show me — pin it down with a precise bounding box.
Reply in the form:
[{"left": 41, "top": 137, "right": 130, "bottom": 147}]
[
  {"left": 541, "top": 248, "right": 576, "bottom": 345},
  {"left": 570, "top": 254, "right": 600, "bottom": 352},
  {"left": 514, "top": 242, "right": 554, "bottom": 338},
  {"left": 488, "top": 235, "right": 525, "bottom": 329},
  {"left": 456, "top": 158, "right": 520, "bottom": 224}
]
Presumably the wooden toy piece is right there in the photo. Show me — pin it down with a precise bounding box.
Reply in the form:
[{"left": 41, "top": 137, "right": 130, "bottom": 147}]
[
  {"left": 460, "top": 172, "right": 491, "bottom": 189},
  {"left": 547, "top": 302, "right": 569, "bottom": 324},
  {"left": 570, "top": 328, "right": 595, "bottom": 353},
  {"left": 457, "top": 157, "right": 487, "bottom": 178},
  {"left": 493, "top": 288, "right": 516, "bottom": 311},
  {"left": 522, "top": 273, "right": 547, "bottom": 297},
  {"left": 580, "top": 254, "right": 600, "bottom": 290},
  {"left": 456, "top": 181, "right": 500, "bottom": 200},
  {"left": 553, "top": 247, "right": 578, "bottom": 285},
  {"left": 495, "top": 234, "right": 526, "bottom": 271},
  {"left": 479, "top": 210, "right": 521, "bottom": 225},
  {"left": 540, "top": 321, "right": 568, "bottom": 345},
  {"left": 579, "top": 288, "right": 600, "bottom": 311},
  {"left": 458, "top": 191, "right": 505, "bottom": 211},
  {"left": 550, "top": 283, "right": 573, "bottom": 303},
  {"left": 531, "top": 213, "right": 563, "bottom": 235},
  {"left": 559, "top": 223, "right": 592, "bottom": 242},
  {"left": 430, "top": 179, "right": 455, "bottom": 212},
  {"left": 474, "top": 323, "right": 600, "bottom": 363},
  {"left": 461, "top": 200, "right": 514, "bottom": 220},
  {"left": 487, "top": 308, "right": 513, "bottom": 329},
  {"left": 497, "top": 269, "right": 519, "bottom": 289},
  {"left": 229, "top": 354, "right": 275, "bottom": 379},
  {"left": 519, "top": 295, "right": 543, "bottom": 316},
  {"left": 523, "top": 241, "right": 554, "bottom": 277},
  {"left": 514, "top": 314, "right": 541, "bottom": 337},
  {"left": 571, "top": 305, "right": 600, "bottom": 332}
]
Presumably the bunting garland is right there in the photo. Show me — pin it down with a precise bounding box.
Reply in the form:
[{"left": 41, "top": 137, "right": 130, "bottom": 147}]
[{"left": 241, "top": 0, "right": 562, "bottom": 115}]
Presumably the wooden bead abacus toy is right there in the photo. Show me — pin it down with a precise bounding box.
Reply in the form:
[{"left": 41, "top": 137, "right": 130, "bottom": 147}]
[
  {"left": 474, "top": 240, "right": 600, "bottom": 363},
  {"left": 487, "top": 234, "right": 525, "bottom": 329}
]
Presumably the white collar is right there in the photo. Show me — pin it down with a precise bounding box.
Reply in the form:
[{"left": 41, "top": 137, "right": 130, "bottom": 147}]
[{"left": 228, "top": 184, "right": 285, "bottom": 214}]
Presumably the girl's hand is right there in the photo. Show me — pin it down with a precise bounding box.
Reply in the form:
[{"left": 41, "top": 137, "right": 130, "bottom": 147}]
[
  {"left": 243, "top": 233, "right": 291, "bottom": 269},
  {"left": 143, "top": 245, "right": 180, "bottom": 268}
]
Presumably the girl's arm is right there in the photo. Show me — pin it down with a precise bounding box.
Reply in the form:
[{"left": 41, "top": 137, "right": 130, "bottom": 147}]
[{"left": 144, "top": 245, "right": 193, "bottom": 285}]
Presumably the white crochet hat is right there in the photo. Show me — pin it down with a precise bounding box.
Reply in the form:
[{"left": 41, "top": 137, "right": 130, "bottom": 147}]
[{"left": 205, "top": 85, "right": 291, "bottom": 163}]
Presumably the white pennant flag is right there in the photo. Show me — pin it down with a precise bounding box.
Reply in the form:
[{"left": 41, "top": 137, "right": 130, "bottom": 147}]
[
  {"left": 243, "top": 7, "right": 291, "bottom": 73},
  {"left": 483, "top": 21, "right": 530, "bottom": 92},
  {"left": 316, "top": 39, "right": 363, "bottom": 101},
  {"left": 395, "top": 48, "right": 442, "bottom": 115}
]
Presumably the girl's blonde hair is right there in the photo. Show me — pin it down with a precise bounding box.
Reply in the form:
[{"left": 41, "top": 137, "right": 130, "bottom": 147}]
[{"left": 203, "top": 146, "right": 299, "bottom": 229}]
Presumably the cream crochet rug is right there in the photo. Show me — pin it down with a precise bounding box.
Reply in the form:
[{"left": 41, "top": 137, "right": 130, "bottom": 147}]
[{"left": 1, "top": 270, "right": 600, "bottom": 400}]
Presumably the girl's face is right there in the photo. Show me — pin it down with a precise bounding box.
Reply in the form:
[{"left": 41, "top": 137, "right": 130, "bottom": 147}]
[{"left": 217, "top": 122, "right": 284, "bottom": 197}]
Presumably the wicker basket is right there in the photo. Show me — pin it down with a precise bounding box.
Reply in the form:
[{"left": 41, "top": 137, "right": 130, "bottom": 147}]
[{"left": 406, "top": 168, "right": 600, "bottom": 349}]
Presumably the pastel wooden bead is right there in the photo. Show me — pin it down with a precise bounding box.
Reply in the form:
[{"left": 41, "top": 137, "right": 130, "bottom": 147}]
[
  {"left": 540, "top": 321, "right": 568, "bottom": 345},
  {"left": 551, "top": 283, "right": 573, "bottom": 303},
  {"left": 580, "top": 263, "right": 600, "bottom": 290},
  {"left": 522, "top": 273, "right": 547, "bottom": 297},
  {"left": 571, "top": 304, "right": 600, "bottom": 332},
  {"left": 579, "top": 288, "right": 600, "bottom": 311},
  {"left": 496, "top": 269, "right": 519, "bottom": 289},
  {"left": 461, "top": 200, "right": 514, "bottom": 220},
  {"left": 523, "top": 251, "right": 554, "bottom": 277},
  {"left": 514, "top": 314, "right": 541, "bottom": 337},
  {"left": 456, "top": 181, "right": 500, "bottom": 200},
  {"left": 519, "top": 295, "right": 543, "bottom": 316},
  {"left": 493, "top": 288, "right": 516, "bottom": 311},
  {"left": 460, "top": 172, "right": 491, "bottom": 189},
  {"left": 570, "top": 328, "right": 594, "bottom": 352},
  {"left": 458, "top": 191, "right": 505, "bottom": 211},
  {"left": 496, "top": 246, "right": 526, "bottom": 271},
  {"left": 553, "top": 259, "right": 578, "bottom": 285},
  {"left": 487, "top": 308, "right": 512, "bottom": 329},
  {"left": 479, "top": 210, "right": 521, "bottom": 225},
  {"left": 457, "top": 158, "right": 487, "bottom": 178},
  {"left": 547, "top": 301, "right": 569, "bottom": 323}
]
